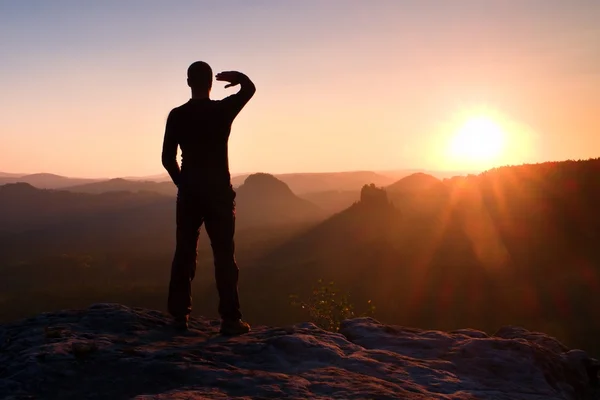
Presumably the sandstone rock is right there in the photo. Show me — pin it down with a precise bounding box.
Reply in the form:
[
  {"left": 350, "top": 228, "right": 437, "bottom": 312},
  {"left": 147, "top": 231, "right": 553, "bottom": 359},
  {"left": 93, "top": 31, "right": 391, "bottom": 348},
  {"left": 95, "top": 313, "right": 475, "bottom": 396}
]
[{"left": 0, "top": 304, "right": 598, "bottom": 399}]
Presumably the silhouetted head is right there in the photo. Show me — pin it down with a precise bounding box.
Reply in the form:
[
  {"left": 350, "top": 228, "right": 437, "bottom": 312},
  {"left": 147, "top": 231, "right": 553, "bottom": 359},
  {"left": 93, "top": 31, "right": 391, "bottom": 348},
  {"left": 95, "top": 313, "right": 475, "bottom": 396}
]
[{"left": 187, "top": 61, "right": 213, "bottom": 92}]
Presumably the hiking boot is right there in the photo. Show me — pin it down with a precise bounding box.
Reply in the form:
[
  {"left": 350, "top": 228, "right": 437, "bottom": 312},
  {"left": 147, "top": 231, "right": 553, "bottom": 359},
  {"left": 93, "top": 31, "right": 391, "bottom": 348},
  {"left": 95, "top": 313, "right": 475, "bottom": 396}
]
[
  {"left": 220, "top": 319, "right": 251, "bottom": 336},
  {"left": 172, "top": 315, "right": 189, "bottom": 331}
]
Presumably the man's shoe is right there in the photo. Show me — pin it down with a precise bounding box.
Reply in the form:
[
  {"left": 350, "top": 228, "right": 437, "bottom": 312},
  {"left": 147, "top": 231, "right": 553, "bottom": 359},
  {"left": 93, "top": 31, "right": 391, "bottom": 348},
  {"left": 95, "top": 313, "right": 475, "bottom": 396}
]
[
  {"left": 172, "top": 315, "right": 189, "bottom": 331},
  {"left": 220, "top": 319, "right": 251, "bottom": 336}
]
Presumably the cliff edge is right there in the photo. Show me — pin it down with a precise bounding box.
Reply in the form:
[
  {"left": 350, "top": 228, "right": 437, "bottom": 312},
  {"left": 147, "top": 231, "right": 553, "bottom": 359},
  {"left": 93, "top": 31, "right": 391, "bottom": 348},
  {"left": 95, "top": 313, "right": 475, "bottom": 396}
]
[{"left": 1, "top": 304, "right": 598, "bottom": 399}]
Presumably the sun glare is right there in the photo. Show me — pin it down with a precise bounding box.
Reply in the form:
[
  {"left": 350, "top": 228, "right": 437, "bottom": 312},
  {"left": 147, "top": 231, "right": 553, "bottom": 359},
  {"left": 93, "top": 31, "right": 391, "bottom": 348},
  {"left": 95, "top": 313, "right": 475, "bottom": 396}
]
[{"left": 448, "top": 116, "right": 505, "bottom": 164}]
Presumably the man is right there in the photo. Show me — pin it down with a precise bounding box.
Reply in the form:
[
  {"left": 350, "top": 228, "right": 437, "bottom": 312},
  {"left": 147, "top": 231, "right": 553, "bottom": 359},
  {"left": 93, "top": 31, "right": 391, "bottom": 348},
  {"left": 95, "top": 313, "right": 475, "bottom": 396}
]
[{"left": 161, "top": 61, "right": 255, "bottom": 334}]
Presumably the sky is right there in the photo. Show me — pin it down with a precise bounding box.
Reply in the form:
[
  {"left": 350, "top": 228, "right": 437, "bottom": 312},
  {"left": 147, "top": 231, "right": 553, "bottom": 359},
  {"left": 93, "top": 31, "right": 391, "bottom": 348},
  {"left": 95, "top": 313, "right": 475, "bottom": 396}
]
[{"left": 1, "top": 0, "right": 599, "bottom": 178}]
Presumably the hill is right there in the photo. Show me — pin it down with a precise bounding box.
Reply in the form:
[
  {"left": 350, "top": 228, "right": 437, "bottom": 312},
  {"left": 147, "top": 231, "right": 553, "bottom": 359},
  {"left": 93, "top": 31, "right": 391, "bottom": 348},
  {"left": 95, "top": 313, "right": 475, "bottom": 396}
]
[
  {"left": 0, "top": 176, "right": 321, "bottom": 235},
  {"left": 248, "top": 184, "right": 459, "bottom": 327},
  {"left": 385, "top": 172, "right": 450, "bottom": 215},
  {"left": 63, "top": 174, "right": 368, "bottom": 216},
  {"left": 299, "top": 189, "right": 360, "bottom": 215},
  {"left": 235, "top": 173, "right": 324, "bottom": 227},
  {"left": 386, "top": 172, "right": 445, "bottom": 194},
  {"left": 65, "top": 178, "right": 176, "bottom": 196},
  {"left": 0, "top": 304, "right": 597, "bottom": 399},
  {"left": 0, "top": 172, "right": 23, "bottom": 178},
  {"left": 296, "top": 171, "right": 453, "bottom": 215},
  {"left": 0, "top": 173, "right": 100, "bottom": 189},
  {"left": 232, "top": 171, "right": 395, "bottom": 194},
  {"left": 0, "top": 178, "right": 321, "bottom": 270},
  {"left": 121, "top": 172, "right": 172, "bottom": 182},
  {"left": 3, "top": 159, "right": 600, "bottom": 361},
  {"left": 243, "top": 159, "right": 600, "bottom": 357},
  {"left": 377, "top": 169, "right": 475, "bottom": 182},
  {"left": 0, "top": 183, "right": 169, "bottom": 233}
]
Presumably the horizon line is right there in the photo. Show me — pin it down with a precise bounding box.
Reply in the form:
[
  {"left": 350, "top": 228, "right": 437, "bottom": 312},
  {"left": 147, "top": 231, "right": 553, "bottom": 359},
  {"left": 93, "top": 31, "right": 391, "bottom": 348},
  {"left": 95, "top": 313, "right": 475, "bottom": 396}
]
[{"left": 0, "top": 167, "right": 484, "bottom": 181}]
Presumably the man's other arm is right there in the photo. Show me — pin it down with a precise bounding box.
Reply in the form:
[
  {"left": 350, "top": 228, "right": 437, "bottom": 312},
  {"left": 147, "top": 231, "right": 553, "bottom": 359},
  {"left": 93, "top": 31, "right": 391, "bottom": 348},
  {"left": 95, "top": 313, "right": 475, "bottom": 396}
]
[
  {"left": 161, "top": 110, "right": 181, "bottom": 186},
  {"left": 215, "top": 71, "right": 256, "bottom": 121}
]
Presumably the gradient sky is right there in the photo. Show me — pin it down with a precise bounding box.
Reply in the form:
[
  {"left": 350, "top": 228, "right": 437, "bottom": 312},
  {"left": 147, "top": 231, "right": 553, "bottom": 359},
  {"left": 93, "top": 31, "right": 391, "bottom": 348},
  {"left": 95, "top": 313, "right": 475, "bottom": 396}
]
[{"left": 1, "top": 0, "right": 599, "bottom": 178}]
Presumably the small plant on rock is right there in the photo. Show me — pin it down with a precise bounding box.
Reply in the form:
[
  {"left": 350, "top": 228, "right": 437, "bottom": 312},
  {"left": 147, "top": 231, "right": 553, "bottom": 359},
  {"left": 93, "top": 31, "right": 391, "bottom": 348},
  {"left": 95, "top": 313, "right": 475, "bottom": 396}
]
[{"left": 290, "top": 279, "right": 376, "bottom": 332}]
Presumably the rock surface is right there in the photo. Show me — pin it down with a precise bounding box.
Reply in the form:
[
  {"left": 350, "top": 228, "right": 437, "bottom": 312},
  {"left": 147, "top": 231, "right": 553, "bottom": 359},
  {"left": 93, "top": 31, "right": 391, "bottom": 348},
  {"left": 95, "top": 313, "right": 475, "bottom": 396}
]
[{"left": 1, "top": 303, "right": 598, "bottom": 399}]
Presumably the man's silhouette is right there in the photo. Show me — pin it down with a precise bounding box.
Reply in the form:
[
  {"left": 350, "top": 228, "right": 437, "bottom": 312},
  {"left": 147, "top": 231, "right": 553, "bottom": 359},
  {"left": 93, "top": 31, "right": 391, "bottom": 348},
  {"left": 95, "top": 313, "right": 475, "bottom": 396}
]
[{"left": 162, "top": 61, "right": 255, "bottom": 334}]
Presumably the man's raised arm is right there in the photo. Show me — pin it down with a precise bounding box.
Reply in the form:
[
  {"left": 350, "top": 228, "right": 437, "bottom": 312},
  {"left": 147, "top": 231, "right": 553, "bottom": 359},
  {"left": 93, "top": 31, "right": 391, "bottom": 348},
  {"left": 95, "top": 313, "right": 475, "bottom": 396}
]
[
  {"left": 161, "top": 110, "right": 181, "bottom": 186},
  {"left": 215, "top": 71, "right": 256, "bottom": 121}
]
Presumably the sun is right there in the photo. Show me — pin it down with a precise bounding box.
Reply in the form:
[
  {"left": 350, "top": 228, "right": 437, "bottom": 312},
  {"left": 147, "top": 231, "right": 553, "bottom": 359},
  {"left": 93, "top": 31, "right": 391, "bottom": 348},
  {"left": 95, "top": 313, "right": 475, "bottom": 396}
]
[
  {"left": 448, "top": 116, "right": 505, "bottom": 164},
  {"left": 435, "top": 107, "right": 537, "bottom": 171}
]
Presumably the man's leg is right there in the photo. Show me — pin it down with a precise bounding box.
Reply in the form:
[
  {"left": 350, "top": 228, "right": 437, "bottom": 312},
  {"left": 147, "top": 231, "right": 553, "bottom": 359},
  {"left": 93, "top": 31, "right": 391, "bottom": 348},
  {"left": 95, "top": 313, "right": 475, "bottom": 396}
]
[
  {"left": 204, "top": 190, "right": 242, "bottom": 322},
  {"left": 168, "top": 190, "right": 203, "bottom": 319}
]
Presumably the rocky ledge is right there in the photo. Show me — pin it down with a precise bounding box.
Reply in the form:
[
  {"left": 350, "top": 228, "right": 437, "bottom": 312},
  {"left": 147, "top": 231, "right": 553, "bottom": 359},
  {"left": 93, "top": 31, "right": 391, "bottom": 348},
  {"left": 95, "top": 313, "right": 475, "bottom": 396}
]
[{"left": 1, "top": 303, "right": 598, "bottom": 399}]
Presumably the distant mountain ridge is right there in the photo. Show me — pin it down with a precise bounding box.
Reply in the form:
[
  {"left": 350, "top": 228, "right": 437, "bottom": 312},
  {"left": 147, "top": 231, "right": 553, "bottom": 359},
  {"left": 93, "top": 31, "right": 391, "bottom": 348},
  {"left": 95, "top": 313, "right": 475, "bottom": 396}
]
[
  {"left": 0, "top": 173, "right": 322, "bottom": 235},
  {"left": 0, "top": 173, "right": 101, "bottom": 189},
  {"left": 386, "top": 172, "right": 445, "bottom": 193},
  {"left": 0, "top": 169, "right": 471, "bottom": 195},
  {"left": 235, "top": 173, "right": 324, "bottom": 227},
  {"left": 0, "top": 182, "right": 169, "bottom": 233},
  {"left": 55, "top": 172, "right": 461, "bottom": 218},
  {"left": 0, "top": 172, "right": 24, "bottom": 178},
  {"left": 232, "top": 171, "right": 396, "bottom": 194},
  {"left": 65, "top": 178, "right": 177, "bottom": 196},
  {"left": 247, "top": 159, "right": 600, "bottom": 350},
  {"left": 3, "top": 159, "right": 600, "bottom": 361},
  {"left": 254, "top": 186, "right": 403, "bottom": 313}
]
